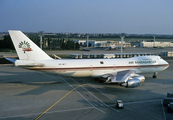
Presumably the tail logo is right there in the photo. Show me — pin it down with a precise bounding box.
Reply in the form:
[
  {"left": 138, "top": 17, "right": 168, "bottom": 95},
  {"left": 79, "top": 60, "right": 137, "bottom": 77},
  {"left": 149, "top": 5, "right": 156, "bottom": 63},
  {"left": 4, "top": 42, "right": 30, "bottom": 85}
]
[{"left": 19, "top": 41, "right": 33, "bottom": 53}]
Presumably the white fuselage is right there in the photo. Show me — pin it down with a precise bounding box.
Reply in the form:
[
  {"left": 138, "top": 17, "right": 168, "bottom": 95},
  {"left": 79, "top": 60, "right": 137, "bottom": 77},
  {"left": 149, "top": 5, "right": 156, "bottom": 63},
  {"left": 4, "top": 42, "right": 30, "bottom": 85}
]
[{"left": 15, "top": 56, "right": 169, "bottom": 77}]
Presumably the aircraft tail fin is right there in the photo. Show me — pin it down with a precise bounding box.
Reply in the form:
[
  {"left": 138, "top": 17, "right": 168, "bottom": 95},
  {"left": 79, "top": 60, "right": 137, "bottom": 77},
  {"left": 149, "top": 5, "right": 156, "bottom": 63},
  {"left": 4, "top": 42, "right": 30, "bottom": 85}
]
[{"left": 8, "top": 30, "right": 52, "bottom": 60}]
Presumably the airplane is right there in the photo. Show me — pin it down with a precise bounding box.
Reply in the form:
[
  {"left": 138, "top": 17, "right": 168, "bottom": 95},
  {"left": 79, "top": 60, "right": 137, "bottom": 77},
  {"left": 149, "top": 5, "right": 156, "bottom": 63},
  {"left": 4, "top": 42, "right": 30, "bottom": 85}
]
[
  {"left": 105, "top": 44, "right": 124, "bottom": 51},
  {"left": 6, "top": 30, "right": 169, "bottom": 88}
]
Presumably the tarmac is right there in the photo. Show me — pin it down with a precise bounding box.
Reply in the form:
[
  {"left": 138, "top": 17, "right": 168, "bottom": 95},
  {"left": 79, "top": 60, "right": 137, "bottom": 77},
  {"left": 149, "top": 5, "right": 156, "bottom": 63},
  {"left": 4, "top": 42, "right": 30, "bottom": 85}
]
[{"left": 0, "top": 48, "right": 173, "bottom": 120}]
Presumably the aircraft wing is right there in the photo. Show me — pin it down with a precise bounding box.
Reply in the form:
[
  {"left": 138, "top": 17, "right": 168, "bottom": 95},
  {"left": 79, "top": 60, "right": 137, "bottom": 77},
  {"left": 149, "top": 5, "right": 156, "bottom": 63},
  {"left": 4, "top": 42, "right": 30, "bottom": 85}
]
[
  {"left": 102, "top": 70, "right": 145, "bottom": 88},
  {"left": 103, "top": 70, "right": 135, "bottom": 82}
]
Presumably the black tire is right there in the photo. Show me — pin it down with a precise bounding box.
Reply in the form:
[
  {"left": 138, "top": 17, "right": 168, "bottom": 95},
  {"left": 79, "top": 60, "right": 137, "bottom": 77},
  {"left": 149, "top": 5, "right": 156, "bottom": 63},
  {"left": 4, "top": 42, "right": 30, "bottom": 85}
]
[{"left": 153, "top": 75, "right": 157, "bottom": 78}]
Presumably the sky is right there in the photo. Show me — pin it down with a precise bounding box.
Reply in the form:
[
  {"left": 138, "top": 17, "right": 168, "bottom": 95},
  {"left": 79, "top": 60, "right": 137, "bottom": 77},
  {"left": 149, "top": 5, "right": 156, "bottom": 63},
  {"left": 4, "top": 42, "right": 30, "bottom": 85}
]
[{"left": 0, "top": 0, "right": 173, "bottom": 34}]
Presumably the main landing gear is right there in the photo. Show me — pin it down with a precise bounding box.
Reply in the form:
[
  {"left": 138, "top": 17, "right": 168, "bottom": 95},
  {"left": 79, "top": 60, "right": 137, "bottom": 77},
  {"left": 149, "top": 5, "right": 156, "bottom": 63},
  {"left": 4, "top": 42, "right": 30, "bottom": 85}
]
[
  {"left": 94, "top": 78, "right": 105, "bottom": 83},
  {"left": 153, "top": 72, "right": 158, "bottom": 78}
]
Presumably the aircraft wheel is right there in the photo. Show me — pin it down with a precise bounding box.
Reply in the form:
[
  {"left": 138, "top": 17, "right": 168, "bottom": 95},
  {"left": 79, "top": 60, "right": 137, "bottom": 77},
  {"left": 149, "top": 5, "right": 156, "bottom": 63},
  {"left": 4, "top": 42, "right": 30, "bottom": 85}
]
[
  {"left": 153, "top": 72, "right": 157, "bottom": 78},
  {"left": 94, "top": 78, "right": 99, "bottom": 81},
  {"left": 99, "top": 80, "right": 104, "bottom": 83},
  {"left": 153, "top": 75, "right": 157, "bottom": 78}
]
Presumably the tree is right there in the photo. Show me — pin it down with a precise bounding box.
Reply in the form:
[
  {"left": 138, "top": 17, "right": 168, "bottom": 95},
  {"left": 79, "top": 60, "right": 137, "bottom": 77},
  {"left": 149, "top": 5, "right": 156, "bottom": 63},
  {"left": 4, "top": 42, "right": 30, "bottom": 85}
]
[
  {"left": 0, "top": 35, "right": 14, "bottom": 50},
  {"left": 60, "top": 38, "right": 65, "bottom": 49},
  {"left": 75, "top": 42, "right": 80, "bottom": 50}
]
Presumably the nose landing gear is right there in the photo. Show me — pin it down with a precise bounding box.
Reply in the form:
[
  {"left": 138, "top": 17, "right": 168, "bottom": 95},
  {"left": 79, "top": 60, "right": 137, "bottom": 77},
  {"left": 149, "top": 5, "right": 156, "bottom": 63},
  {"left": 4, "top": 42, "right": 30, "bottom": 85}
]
[{"left": 153, "top": 72, "right": 158, "bottom": 78}]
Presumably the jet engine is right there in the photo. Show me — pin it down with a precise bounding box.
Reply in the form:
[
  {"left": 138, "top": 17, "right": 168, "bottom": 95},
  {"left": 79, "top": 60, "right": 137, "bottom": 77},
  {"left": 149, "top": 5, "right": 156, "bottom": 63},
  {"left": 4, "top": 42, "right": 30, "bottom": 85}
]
[{"left": 120, "top": 74, "right": 145, "bottom": 88}]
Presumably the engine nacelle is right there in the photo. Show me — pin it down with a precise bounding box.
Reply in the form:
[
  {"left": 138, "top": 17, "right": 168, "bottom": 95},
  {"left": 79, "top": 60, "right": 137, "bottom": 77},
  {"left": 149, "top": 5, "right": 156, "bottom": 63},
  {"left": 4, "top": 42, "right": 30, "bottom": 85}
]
[
  {"left": 133, "top": 75, "right": 145, "bottom": 83},
  {"left": 120, "top": 78, "right": 140, "bottom": 88}
]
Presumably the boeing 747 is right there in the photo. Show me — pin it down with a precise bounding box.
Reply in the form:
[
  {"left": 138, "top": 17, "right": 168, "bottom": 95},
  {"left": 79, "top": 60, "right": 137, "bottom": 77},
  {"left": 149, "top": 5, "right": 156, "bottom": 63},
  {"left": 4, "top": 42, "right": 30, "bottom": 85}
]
[{"left": 7, "top": 30, "right": 169, "bottom": 88}]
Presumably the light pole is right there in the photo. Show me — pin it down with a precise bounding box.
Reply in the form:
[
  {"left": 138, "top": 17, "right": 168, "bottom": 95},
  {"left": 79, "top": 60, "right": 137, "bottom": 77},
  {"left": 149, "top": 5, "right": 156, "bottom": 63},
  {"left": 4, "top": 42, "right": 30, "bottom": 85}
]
[
  {"left": 50, "top": 39, "right": 52, "bottom": 50},
  {"left": 153, "top": 35, "right": 155, "bottom": 48},
  {"left": 39, "top": 31, "right": 44, "bottom": 49},
  {"left": 120, "top": 33, "right": 125, "bottom": 58},
  {"left": 87, "top": 34, "right": 89, "bottom": 48}
]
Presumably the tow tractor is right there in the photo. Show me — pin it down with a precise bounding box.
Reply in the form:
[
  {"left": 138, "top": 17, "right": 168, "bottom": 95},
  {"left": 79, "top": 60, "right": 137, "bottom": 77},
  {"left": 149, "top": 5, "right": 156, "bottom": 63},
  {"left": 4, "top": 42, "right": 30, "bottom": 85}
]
[{"left": 116, "top": 100, "right": 124, "bottom": 108}]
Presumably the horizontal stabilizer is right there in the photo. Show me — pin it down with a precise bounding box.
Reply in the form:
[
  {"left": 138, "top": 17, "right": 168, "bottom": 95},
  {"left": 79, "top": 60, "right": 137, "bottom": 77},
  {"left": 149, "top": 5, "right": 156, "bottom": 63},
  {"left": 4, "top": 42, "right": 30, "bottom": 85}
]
[
  {"left": 5, "top": 58, "right": 18, "bottom": 63},
  {"left": 16, "top": 62, "right": 45, "bottom": 67},
  {"left": 17, "top": 64, "right": 45, "bottom": 67}
]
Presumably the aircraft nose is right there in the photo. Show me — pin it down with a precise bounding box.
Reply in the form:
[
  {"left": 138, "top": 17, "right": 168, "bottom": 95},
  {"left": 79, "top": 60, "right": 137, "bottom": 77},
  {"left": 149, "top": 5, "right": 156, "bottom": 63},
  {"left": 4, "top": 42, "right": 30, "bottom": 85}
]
[{"left": 164, "top": 60, "right": 169, "bottom": 68}]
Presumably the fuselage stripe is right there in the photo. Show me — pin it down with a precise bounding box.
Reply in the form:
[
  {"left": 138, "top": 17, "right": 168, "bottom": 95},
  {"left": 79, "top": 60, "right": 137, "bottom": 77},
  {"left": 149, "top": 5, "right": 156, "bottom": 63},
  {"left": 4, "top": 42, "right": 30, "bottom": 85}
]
[{"left": 28, "top": 64, "right": 169, "bottom": 71}]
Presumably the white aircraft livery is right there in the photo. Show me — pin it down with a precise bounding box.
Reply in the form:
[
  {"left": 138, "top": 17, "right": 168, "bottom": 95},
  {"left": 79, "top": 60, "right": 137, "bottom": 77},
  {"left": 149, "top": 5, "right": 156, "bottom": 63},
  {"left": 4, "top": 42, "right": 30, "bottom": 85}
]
[{"left": 7, "top": 30, "right": 169, "bottom": 88}]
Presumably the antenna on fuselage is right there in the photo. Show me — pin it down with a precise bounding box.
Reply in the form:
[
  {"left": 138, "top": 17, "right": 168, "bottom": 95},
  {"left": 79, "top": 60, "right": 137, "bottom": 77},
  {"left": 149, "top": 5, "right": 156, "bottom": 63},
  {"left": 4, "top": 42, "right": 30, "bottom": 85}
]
[{"left": 120, "top": 33, "right": 125, "bottom": 58}]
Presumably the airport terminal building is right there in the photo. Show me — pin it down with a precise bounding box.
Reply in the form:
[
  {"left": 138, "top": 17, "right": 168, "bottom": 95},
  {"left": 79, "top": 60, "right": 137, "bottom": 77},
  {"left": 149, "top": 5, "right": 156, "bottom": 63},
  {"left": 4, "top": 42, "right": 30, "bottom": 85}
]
[
  {"left": 74, "top": 39, "right": 173, "bottom": 48},
  {"left": 75, "top": 40, "right": 131, "bottom": 47},
  {"left": 140, "top": 41, "right": 173, "bottom": 47}
]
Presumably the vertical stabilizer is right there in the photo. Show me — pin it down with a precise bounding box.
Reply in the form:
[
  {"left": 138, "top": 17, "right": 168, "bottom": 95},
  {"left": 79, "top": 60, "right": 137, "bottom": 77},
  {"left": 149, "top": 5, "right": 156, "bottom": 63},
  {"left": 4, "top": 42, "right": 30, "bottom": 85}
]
[{"left": 9, "top": 30, "right": 52, "bottom": 60}]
